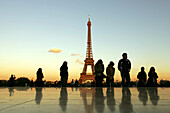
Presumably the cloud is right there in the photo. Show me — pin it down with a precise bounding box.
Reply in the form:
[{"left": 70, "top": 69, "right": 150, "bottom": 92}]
[
  {"left": 71, "top": 54, "right": 80, "bottom": 56},
  {"left": 48, "top": 48, "right": 62, "bottom": 53},
  {"left": 71, "top": 53, "right": 83, "bottom": 57},
  {"left": 75, "top": 59, "right": 84, "bottom": 65}
]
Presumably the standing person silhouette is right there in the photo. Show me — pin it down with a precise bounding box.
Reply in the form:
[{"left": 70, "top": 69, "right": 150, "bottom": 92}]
[
  {"left": 106, "top": 61, "right": 115, "bottom": 87},
  {"left": 60, "top": 61, "right": 68, "bottom": 87},
  {"left": 8, "top": 74, "right": 16, "bottom": 87},
  {"left": 137, "top": 67, "right": 147, "bottom": 87},
  {"left": 95, "top": 59, "right": 105, "bottom": 87},
  {"left": 118, "top": 53, "right": 131, "bottom": 87},
  {"left": 147, "top": 67, "right": 158, "bottom": 87},
  {"left": 36, "top": 68, "right": 44, "bottom": 87}
]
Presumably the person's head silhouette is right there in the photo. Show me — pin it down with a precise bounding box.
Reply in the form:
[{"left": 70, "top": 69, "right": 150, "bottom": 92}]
[
  {"left": 109, "top": 61, "right": 114, "bottom": 66},
  {"left": 150, "top": 67, "right": 155, "bottom": 73},
  {"left": 63, "top": 61, "right": 67, "bottom": 66},
  {"left": 141, "top": 67, "right": 145, "bottom": 72},
  {"left": 122, "top": 53, "right": 127, "bottom": 60},
  {"left": 98, "top": 59, "right": 103, "bottom": 64}
]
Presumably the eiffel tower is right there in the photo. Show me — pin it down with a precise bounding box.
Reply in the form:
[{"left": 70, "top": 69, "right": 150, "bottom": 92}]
[{"left": 79, "top": 16, "right": 95, "bottom": 84}]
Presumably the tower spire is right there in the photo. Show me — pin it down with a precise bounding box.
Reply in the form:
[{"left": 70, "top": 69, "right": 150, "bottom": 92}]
[{"left": 88, "top": 14, "right": 90, "bottom": 21}]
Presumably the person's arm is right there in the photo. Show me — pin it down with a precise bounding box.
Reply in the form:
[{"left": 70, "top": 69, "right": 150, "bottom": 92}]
[
  {"left": 42, "top": 73, "right": 44, "bottom": 78},
  {"left": 102, "top": 65, "right": 104, "bottom": 73},
  {"left": 113, "top": 68, "right": 115, "bottom": 76},
  {"left": 128, "top": 60, "right": 131, "bottom": 71},
  {"left": 137, "top": 72, "right": 140, "bottom": 79},
  {"left": 156, "top": 73, "right": 158, "bottom": 78},
  {"left": 118, "top": 60, "right": 121, "bottom": 72},
  {"left": 106, "top": 67, "right": 108, "bottom": 75}
]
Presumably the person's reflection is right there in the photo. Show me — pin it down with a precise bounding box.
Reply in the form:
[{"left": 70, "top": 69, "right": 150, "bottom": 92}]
[
  {"left": 95, "top": 87, "right": 105, "bottom": 113},
  {"left": 147, "top": 87, "right": 159, "bottom": 105},
  {"left": 106, "top": 87, "right": 116, "bottom": 112},
  {"left": 35, "top": 87, "right": 43, "bottom": 105},
  {"left": 137, "top": 87, "right": 148, "bottom": 106},
  {"left": 59, "top": 87, "right": 68, "bottom": 112},
  {"left": 8, "top": 87, "right": 15, "bottom": 96},
  {"left": 119, "top": 87, "right": 133, "bottom": 113}
]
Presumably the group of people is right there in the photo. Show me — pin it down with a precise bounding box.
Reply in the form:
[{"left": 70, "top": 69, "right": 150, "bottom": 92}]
[
  {"left": 94, "top": 53, "right": 131, "bottom": 87},
  {"left": 137, "top": 66, "right": 158, "bottom": 87},
  {"left": 35, "top": 52, "right": 158, "bottom": 87},
  {"left": 94, "top": 53, "right": 158, "bottom": 87}
]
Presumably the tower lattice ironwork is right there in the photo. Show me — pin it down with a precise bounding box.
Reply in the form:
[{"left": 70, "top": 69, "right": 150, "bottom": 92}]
[{"left": 79, "top": 17, "right": 95, "bottom": 84}]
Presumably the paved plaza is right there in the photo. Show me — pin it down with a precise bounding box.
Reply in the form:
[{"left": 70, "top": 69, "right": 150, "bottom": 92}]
[{"left": 0, "top": 87, "right": 170, "bottom": 113}]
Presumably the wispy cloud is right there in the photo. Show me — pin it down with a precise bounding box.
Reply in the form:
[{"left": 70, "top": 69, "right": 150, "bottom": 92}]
[
  {"left": 75, "top": 59, "right": 84, "bottom": 65},
  {"left": 71, "top": 54, "right": 80, "bottom": 56},
  {"left": 71, "top": 53, "right": 83, "bottom": 57},
  {"left": 48, "top": 48, "right": 62, "bottom": 53}
]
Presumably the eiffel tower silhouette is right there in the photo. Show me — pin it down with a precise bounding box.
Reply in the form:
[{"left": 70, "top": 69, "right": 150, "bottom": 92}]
[{"left": 79, "top": 16, "right": 95, "bottom": 84}]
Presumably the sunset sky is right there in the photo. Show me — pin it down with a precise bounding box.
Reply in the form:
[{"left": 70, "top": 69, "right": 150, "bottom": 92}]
[{"left": 0, "top": 0, "right": 170, "bottom": 82}]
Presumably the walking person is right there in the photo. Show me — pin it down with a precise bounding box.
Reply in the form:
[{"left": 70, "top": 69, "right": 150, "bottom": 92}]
[
  {"left": 60, "top": 61, "right": 68, "bottom": 87},
  {"left": 118, "top": 53, "right": 131, "bottom": 87},
  {"left": 94, "top": 59, "right": 105, "bottom": 87},
  {"left": 106, "top": 61, "right": 115, "bottom": 87}
]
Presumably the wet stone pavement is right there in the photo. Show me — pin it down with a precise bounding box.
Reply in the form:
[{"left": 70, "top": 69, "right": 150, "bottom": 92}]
[{"left": 0, "top": 87, "right": 170, "bottom": 113}]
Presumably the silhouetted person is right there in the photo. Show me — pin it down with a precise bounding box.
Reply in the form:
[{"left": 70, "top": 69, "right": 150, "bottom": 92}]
[
  {"left": 36, "top": 68, "right": 44, "bottom": 87},
  {"left": 91, "top": 80, "right": 95, "bottom": 87},
  {"left": 59, "top": 87, "right": 68, "bottom": 112},
  {"left": 95, "top": 59, "right": 105, "bottom": 87},
  {"left": 106, "top": 87, "right": 116, "bottom": 112},
  {"left": 147, "top": 67, "right": 158, "bottom": 87},
  {"left": 119, "top": 87, "right": 133, "bottom": 113},
  {"left": 106, "top": 61, "right": 115, "bottom": 87},
  {"left": 30, "top": 80, "right": 34, "bottom": 87},
  {"left": 60, "top": 61, "right": 68, "bottom": 87},
  {"left": 137, "top": 87, "right": 148, "bottom": 105},
  {"left": 8, "top": 74, "right": 16, "bottom": 87},
  {"left": 137, "top": 67, "right": 147, "bottom": 87},
  {"left": 75, "top": 79, "right": 79, "bottom": 87},
  {"left": 35, "top": 87, "right": 43, "bottom": 105},
  {"left": 95, "top": 87, "right": 105, "bottom": 113},
  {"left": 71, "top": 79, "right": 74, "bottom": 87},
  {"left": 147, "top": 87, "right": 159, "bottom": 105},
  {"left": 8, "top": 87, "right": 15, "bottom": 96},
  {"left": 118, "top": 53, "right": 131, "bottom": 87}
]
